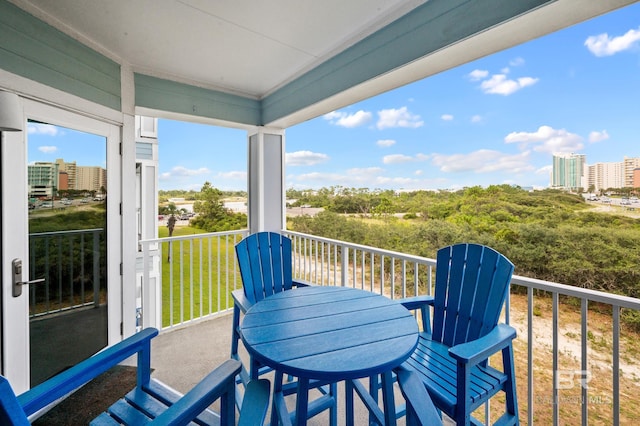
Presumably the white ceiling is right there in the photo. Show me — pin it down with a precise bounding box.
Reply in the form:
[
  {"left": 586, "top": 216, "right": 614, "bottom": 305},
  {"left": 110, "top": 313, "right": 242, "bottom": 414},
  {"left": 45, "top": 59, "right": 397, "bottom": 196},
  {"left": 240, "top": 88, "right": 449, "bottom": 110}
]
[
  {"left": 8, "top": 0, "right": 638, "bottom": 127},
  {"left": 12, "top": 0, "right": 426, "bottom": 99}
]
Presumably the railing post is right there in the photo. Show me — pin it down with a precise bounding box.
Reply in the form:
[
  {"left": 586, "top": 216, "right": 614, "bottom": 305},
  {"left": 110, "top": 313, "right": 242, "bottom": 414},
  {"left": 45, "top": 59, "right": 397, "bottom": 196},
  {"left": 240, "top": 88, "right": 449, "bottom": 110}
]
[
  {"left": 341, "top": 245, "right": 348, "bottom": 287},
  {"left": 93, "top": 230, "right": 100, "bottom": 306}
]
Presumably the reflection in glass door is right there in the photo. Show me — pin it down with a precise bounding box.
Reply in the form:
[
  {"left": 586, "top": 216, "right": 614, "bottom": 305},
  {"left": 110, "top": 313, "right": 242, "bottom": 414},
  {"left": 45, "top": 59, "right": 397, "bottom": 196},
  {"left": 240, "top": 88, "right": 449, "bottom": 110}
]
[{"left": 27, "top": 120, "right": 108, "bottom": 386}]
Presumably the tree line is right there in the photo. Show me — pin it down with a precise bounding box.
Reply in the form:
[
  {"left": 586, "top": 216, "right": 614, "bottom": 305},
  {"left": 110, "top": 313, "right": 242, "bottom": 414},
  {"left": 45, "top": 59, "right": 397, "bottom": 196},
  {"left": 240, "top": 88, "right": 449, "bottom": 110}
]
[{"left": 158, "top": 185, "right": 247, "bottom": 231}]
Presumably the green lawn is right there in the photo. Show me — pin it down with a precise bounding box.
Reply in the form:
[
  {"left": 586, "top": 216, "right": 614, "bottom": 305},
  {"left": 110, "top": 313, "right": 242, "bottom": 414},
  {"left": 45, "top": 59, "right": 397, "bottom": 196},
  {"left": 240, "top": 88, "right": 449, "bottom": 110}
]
[{"left": 157, "top": 226, "right": 242, "bottom": 326}]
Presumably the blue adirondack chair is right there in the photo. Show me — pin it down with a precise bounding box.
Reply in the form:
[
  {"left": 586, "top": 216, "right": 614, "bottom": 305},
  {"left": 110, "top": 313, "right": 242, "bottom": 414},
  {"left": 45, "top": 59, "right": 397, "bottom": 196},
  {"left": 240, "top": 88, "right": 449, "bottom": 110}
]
[
  {"left": 231, "top": 231, "right": 337, "bottom": 425},
  {"left": 1, "top": 327, "right": 270, "bottom": 426},
  {"left": 231, "top": 232, "right": 306, "bottom": 385},
  {"left": 397, "top": 243, "right": 519, "bottom": 426},
  {"left": 397, "top": 369, "right": 443, "bottom": 426}
]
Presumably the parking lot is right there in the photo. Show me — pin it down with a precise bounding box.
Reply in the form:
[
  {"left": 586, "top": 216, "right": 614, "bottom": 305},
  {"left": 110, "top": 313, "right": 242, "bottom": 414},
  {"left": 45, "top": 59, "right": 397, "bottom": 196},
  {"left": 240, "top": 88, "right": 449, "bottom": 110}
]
[{"left": 29, "top": 198, "right": 104, "bottom": 213}]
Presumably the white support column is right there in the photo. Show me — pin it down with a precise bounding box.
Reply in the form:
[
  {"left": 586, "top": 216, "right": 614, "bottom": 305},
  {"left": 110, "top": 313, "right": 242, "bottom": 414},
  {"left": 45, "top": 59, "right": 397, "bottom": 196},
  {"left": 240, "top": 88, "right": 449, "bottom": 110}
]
[
  {"left": 247, "top": 127, "right": 285, "bottom": 233},
  {"left": 134, "top": 116, "right": 160, "bottom": 331}
]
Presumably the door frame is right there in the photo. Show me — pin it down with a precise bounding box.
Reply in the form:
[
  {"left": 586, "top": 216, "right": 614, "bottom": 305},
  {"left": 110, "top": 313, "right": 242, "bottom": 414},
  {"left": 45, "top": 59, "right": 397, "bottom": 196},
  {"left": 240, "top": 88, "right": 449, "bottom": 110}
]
[{"left": 1, "top": 97, "right": 123, "bottom": 393}]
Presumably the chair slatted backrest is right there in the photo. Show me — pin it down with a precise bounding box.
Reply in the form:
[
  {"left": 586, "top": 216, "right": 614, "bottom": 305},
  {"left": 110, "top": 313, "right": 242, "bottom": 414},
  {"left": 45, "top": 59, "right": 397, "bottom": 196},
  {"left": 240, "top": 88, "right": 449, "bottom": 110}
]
[
  {"left": 236, "top": 232, "right": 293, "bottom": 304},
  {"left": 432, "top": 243, "right": 514, "bottom": 347}
]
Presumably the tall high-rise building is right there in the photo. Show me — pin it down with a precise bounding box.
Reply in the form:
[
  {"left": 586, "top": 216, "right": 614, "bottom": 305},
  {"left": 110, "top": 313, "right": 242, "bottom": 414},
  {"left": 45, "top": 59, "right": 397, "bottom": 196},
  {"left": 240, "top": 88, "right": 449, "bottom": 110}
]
[{"left": 552, "top": 153, "right": 586, "bottom": 191}]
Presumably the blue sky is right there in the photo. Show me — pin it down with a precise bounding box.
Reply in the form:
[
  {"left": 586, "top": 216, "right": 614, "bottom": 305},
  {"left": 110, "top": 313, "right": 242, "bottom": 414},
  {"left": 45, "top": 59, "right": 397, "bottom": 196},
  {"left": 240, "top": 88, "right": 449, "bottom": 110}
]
[
  {"left": 27, "top": 4, "right": 640, "bottom": 192},
  {"left": 28, "top": 124, "right": 106, "bottom": 167}
]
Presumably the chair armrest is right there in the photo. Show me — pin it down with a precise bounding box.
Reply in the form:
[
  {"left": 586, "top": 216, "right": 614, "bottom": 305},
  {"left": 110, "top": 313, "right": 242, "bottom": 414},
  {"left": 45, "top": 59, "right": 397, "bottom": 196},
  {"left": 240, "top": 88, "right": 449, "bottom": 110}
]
[
  {"left": 18, "top": 328, "right": 159, "bottom": 417},
  {"left": 232, "top": 282, "right": 310, "bottom": 313},
  {"left": 448, "top": 324, "right": 517, "bottom": 366},
  {"left": 396, "top": 369, "right": 443, "bottom": 426},
  {"left": 238, "top": 379, "right": 271, "bottom": 426},
  {"left": 398, "top": 295, "right": 434, "bottom": 311},
  {"left": 292, "top": 279, "right": 312, "bottom": 287},
  {"left": 150, "top": 359, "right": 242, "bottom": 425},
  {"left": 232, "top": 289, "right": 254, "bottom": 314}
]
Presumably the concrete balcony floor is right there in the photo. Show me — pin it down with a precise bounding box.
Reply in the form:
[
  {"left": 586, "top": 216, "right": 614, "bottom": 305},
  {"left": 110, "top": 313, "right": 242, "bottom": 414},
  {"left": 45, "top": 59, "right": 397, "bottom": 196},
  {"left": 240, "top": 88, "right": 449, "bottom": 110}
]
[{"left": 147, "top": 312, "right": 428, "bottom": 425}]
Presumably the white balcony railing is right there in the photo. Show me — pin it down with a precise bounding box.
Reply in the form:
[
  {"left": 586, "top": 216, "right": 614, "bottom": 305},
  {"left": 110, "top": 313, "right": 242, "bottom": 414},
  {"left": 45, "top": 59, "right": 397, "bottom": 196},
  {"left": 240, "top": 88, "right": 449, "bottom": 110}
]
[
  {"left": 139, "top": 229, "right": 640, "bottom": 425},
  {"left": 138, "top": 229, "right": 248, "bottom": 330},
  {"left": 283, "top": 230, "right": 640, "bottom": 426}
]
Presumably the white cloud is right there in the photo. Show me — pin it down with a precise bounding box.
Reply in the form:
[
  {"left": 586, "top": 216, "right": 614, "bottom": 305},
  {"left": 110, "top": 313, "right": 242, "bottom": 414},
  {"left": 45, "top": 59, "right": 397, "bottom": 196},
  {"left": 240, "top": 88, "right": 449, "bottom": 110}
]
[
  {"left": 323, "top": 110, "right": 372, "bottom": 128},
  {"left": 28, "top": 123, "right": 59, "bottom": 136},
  {"left": 504, "top": 125, "right": 584, "bottom": 154},
  {"left": 383, "top": 154, "right": 414, "bottom": 164},
  {"left": 293, "top": 171, "right": 344, "bottom": 183},
  {"left": 588, "top": 130, "right": 610, "bottom": 143},
  {"left": 293, "top": 171, "right": 425, "bottom": 189},
  {"left": 468, "top": 69, "right": 489, "bottom": 81},
  {"left": 374, "top": 176, "right": 421, "bottom": 186},
  {"left": 347, "top": 167, "right": 384, "bottom": 176},
  {"left": 468, "top": 62, "right": 538, "bottom": 96},
  {"left": 382, "top": 153, "right": 428, "bottom": 164},
  {"left": 290, "top": 170, "right": 447, "bottom": 190},
  {"left": 441, "top": 114, "right": 454, "bottom": 121},
  {"left": 509, "top": 57, "right": 525, "bottom": 67},
  {"left": 38, "top": 146, "right": 58, "bottom": 154},
  {"left": 480, "top": 74, "right": 539, "bottom": 95},
  {"left": 376, "top": 107, "right": 423, "bottom": 130},
  {"left": 471, "top": 115, "right": 483, "bottom": 123},
  {"left": 159, "top": 166, "right": 211, "bottom": 180},
  {"left": 585, "top": 27, "right": 640, "bottom": 57},
  {"left": 431, "top": 149, "right": 534, "bottom": 174},
  {"left": 536, "top": 165, "right": 552, "bottom": 175},
  {"left": 217, "top": 171, "right": 246, "bottom": 180},
  {"left": 376, "top": 139, "right": 396, "bottom": 147},
  {"left": 285, "top": 150, "right": 329, "bottom": 166}
]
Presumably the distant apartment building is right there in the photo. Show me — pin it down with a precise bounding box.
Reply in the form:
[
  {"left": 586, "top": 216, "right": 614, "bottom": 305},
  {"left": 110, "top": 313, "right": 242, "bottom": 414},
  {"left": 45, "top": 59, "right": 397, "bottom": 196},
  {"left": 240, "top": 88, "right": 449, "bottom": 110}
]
[
  {"left": 27, "top": 162, "right": 59, "bottom": 198},
  {"left": 552, "top": 153, "right": 640, "bottom": 193},
  {"left": 77, "top": 166, "right": 107, "bottom": 193},
  {"left": 551, "top": 153, "right": 586, "bottom": 191},
  {"left": 55, "top": 158, "right": 77, "bottom": 189},
  {"left": 27, "top": 159, "right": 106, "bottom": 197},
  {"left": 586, "top": 161, "right": 624, "bottom": 193},
  {"left": 584, "top": 157, "right": 640, "bottom": 192},
  {"left": 623, "top": 157, "right": 640, "bottom": 188}
]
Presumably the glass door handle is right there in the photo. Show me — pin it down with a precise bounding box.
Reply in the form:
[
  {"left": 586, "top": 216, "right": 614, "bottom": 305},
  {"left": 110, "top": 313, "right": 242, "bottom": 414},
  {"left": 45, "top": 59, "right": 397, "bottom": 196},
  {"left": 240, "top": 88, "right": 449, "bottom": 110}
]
[{"left": 12, "top": 258, "right": 46, "bottom": 297}]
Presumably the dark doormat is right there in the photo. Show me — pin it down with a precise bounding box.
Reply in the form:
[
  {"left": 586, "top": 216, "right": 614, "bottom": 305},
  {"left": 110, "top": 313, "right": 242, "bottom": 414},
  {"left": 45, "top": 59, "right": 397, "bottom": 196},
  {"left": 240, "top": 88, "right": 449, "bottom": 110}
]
[{"left": 32, "top": 365, "right": 138, "bottom": 425}]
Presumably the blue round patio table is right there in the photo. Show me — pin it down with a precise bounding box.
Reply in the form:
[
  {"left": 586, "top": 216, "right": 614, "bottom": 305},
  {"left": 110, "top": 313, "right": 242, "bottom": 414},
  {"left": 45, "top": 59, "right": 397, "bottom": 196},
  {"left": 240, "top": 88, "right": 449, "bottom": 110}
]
[{"left": 240, "top": 285, "right": 419, "bottom": 426}]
